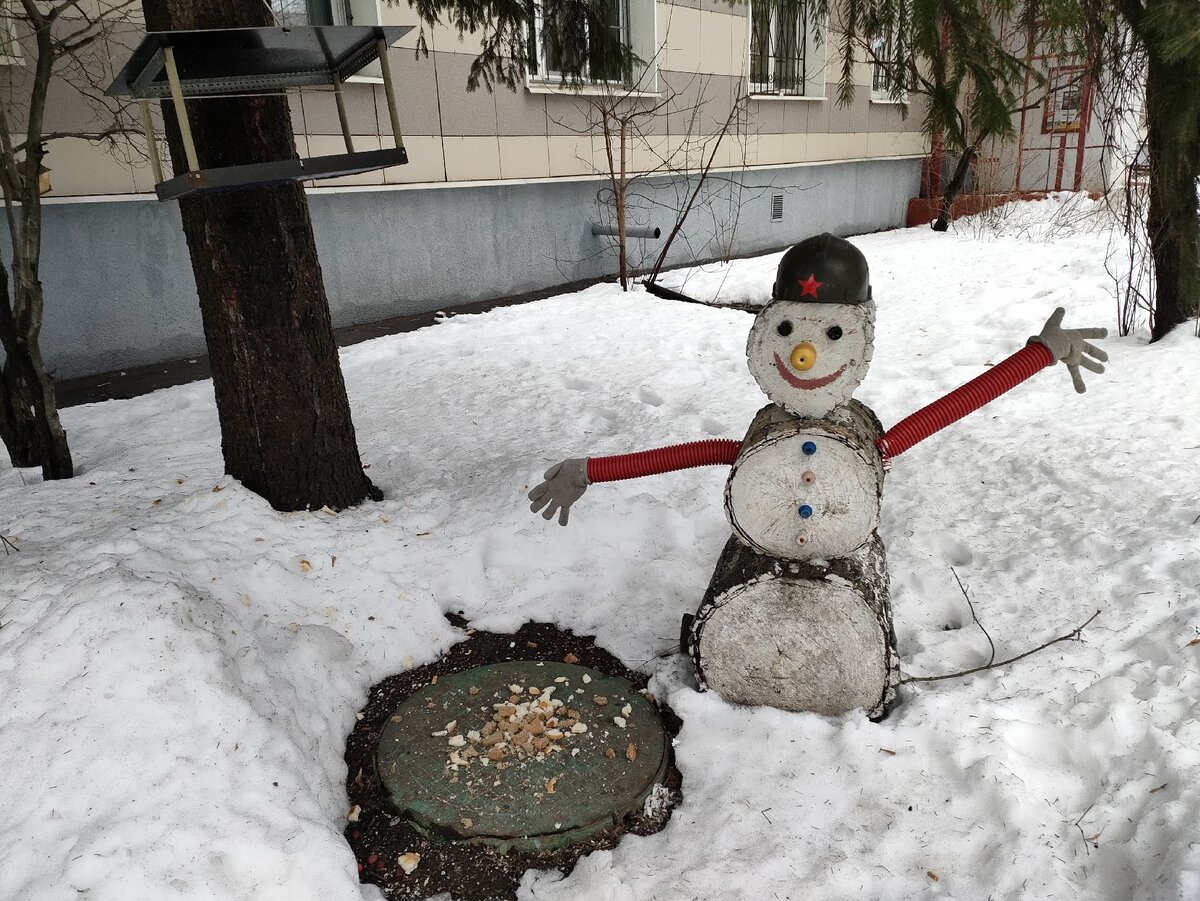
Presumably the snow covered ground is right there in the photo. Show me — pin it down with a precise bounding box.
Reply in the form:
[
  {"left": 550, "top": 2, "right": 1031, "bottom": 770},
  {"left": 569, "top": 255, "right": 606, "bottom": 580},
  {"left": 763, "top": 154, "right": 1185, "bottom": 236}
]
[{"left": 2, "top": 196, "right": 1198, "bottom": 901}]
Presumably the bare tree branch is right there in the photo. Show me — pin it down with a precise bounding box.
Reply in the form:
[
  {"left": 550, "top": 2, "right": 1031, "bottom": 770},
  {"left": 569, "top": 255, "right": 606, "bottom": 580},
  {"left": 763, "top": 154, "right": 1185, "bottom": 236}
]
[{"left": 901, "top": 610, "right": 1101, "bottom": 685}]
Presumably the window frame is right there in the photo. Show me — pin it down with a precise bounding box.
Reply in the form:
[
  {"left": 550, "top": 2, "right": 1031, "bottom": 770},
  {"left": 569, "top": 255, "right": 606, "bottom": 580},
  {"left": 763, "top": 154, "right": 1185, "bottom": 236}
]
[
  {"left": 527, "top": 0, "right": 634, "bottom": 88},
  {"left": 747, "top": 0, "right": 824, "bottom": 100},
  {"left": 869, "top": 33, "right": 906, "bottom": 104},
  {"left": 0, "top": 0, "right": 23, "bottom": 66}
]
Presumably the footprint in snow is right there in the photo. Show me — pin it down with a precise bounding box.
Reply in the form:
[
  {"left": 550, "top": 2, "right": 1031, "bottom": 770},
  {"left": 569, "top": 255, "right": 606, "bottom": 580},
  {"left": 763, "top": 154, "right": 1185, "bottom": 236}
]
[
  {"left": 638, "top": 387, "right": 665, "bottom": 407},
  {"left": 931, "top": 533, "right": 974, "bottom": 567}
]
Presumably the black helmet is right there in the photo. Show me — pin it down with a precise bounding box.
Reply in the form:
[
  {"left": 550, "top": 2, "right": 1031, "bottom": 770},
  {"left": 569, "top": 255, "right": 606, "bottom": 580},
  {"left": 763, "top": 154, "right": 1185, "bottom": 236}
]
[{"left": 772, "top": 233, "right": 871, "bottom": 305}]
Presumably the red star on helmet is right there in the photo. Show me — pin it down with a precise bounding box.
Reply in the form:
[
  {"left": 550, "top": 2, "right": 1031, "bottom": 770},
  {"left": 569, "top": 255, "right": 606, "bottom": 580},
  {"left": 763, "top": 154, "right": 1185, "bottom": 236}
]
[{"left": 798, "top": 274, "right": 823, "bottom": 298}]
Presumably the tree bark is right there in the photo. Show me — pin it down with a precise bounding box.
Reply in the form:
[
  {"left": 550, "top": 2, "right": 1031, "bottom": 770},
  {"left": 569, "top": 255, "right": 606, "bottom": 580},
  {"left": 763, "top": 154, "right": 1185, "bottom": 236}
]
[
  {"left": 724, "top": 401, "right": 884, "bottom": 561},
  {"left": 0, "top": 256, "right": 73, "bottom": 477},
  {"left": 931, "top": 144, "right": 978, "bottom": 232},
  {"left": 685, "top": 532, "right": 899, "bottom": 719},
  {"left": 1143, "top": 46, "right": 1200, "bottom": 342},
  {"left": 141, "top": 0, "right": 381, "bottom": 510}
]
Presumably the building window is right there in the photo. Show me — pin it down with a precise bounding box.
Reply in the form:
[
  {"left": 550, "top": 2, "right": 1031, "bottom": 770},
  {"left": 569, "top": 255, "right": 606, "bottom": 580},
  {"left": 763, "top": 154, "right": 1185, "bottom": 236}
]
[
  {"left": 0, "top": 0, "right": 22, "bottom": 65},
  {"left": 870, "top": 32, "right": 904, "bottom": 101},
  {"left": 528, "top": 0, "right": 632, "bottom": 85},
  {"left": 749, "top": 0, "right": 817, "bottom": 97},
  {"left": 267, "top": 0, "right": 379, "bottom": 27}
]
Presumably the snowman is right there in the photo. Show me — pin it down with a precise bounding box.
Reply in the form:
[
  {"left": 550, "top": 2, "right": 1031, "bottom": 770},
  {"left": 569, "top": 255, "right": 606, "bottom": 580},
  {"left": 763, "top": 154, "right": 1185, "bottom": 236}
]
[{"left": 529, "top": 234, "right": 1107, "bottom": 719}]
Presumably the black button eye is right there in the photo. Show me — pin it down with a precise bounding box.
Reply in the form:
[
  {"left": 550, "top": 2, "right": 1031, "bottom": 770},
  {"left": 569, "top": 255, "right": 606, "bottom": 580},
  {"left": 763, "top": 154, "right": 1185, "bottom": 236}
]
[
  {"left": 777, "top": 320, "right": 793, "bottom": 337},
  {"left": 826, "top": 326, "right": 843, "bottom": 340}
]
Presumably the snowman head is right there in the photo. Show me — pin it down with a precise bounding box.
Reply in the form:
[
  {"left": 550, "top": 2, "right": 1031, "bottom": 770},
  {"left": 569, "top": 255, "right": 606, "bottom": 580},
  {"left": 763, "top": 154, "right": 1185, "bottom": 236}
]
[{"left": 746, "top": 233, "right": 875, "bottom": 417}]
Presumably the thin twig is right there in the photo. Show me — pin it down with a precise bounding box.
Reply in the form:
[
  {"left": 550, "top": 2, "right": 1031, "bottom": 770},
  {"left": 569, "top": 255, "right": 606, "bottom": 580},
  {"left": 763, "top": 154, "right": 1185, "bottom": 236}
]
[
  {"left": 1073, "top": 803, "right": 1095, "bottom": 856},
  {"left": 901, "top": 610, "right": 1101, "bottom": 684},
  {"left": 1, "top": 534, "right": 18, "bottom": 554},
  {"left": 951, "top": 566, "right": 995, "bottom": 667}
]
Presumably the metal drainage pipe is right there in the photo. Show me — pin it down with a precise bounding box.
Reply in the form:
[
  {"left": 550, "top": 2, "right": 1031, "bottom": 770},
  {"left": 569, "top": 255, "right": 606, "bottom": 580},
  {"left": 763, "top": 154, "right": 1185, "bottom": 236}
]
[{"left": 591, "top": 223, "right": 661, "bottom": 239}]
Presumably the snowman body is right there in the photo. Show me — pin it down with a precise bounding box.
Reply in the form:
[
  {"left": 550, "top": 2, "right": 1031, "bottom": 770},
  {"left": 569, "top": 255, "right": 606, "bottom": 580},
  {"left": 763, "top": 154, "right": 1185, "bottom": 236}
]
[
  {"left": 687, "top": 265, "right": 900, "bottom": 718},
  {"left": 724, "top": 400, "right": 884, "bottom": 561}
]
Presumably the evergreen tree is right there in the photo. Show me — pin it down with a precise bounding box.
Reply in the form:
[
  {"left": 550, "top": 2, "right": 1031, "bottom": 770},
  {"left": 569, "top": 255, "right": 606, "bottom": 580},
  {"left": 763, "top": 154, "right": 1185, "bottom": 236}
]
[{"left": 417, "top": 0, "right": 1196, "bottom": 340}]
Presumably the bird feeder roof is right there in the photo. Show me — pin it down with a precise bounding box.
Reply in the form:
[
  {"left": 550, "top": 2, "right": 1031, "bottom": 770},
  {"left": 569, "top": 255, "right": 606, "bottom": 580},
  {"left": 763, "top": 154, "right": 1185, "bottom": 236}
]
[{"left": 107, "top": 24, "right": 413, "bottom": 99}]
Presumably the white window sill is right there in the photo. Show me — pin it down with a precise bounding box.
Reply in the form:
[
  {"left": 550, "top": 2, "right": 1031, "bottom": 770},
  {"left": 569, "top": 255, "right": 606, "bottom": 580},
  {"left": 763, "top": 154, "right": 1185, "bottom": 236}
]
[
  {"left": 870, "top": 94, "right": 907, "bottom": 105},
  {"left": 348, "top": 75, "right": 385, "bottom": 85},
  {"left": 526, "top": 81, "right": 661, "bottom": 99},
  {"left": 0, "top": 55, "right": 23, "bottom": 67},
  {"left": 749, "top": 93, "right": 826, "bottom": 102}
]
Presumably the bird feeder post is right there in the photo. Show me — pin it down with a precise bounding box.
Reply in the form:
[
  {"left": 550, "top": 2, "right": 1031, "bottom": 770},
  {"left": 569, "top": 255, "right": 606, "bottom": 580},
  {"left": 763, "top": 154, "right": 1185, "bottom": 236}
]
[
  {"left": 330, "top": 71, "right": 355, "bottom": 154},
  {"left": 161, "top": 45, "right": 199, "bottom": 173},
  {"left": 375, "top": 37, "right": 405, "bottom": 152},
  {"left": 138, "top": 99, "right": 164, "bottom": 184}
]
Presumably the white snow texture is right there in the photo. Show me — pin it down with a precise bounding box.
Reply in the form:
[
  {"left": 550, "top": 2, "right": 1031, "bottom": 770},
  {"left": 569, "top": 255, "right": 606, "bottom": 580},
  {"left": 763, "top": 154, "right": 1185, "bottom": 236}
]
[{"left": 2, "top": 195, "right": 1198, "bottom": 900}]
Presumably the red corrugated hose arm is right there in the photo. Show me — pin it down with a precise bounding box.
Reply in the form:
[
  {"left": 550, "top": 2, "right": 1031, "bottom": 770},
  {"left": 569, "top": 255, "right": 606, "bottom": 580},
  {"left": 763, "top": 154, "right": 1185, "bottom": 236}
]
[
  {"left": 876, "top": 343, "right": 1055, "bottom": 461},
  {"left": 587, "top": 439, "right": 742, "bottom": 483}
]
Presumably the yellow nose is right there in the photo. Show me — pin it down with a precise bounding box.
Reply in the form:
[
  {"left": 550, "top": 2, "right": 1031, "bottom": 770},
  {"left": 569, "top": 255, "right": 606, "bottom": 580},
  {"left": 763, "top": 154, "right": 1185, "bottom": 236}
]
[{"left": 790, "top": 342, "right": 818, "bottom": 371}]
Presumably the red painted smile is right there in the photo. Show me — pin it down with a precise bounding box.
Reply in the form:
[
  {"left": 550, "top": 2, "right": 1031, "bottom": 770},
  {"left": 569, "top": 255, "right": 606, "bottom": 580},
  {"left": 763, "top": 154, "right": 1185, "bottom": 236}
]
[{"left": 774, "top": 353, "right": 847, "bottom": 390}]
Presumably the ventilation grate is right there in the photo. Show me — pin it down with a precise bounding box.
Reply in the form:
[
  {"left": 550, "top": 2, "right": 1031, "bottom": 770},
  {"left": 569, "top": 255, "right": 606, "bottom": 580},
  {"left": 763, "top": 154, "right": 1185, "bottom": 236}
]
[{"left": 771, "top": 193, "right": 784, "bottom": 222}]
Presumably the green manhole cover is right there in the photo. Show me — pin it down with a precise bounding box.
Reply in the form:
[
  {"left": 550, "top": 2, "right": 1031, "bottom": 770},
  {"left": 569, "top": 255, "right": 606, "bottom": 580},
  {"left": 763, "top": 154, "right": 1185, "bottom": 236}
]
[{"left": 376, "top": 661, "right": 669, "bottom": 852}]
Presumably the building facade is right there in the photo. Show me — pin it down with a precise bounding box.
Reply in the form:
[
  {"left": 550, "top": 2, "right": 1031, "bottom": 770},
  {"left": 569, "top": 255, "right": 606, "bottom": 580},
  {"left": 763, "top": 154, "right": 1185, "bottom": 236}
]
[{"left": 24, "top": 0, "right": 928, "bottom": 378}]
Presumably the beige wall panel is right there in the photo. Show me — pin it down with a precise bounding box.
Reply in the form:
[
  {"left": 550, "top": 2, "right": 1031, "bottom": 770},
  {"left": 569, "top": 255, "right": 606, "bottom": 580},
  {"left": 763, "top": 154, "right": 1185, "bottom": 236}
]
[
  {"left": 384, "top": 135, "right": 446, "bottom": 184},
  {"left": 65, "top": 0, "right": 145, "bottom": 26},
  {"left": 852, "top": 58, "right": 874, "bottom": 89},
  {"left": 827, "top": 132, "right": 869, "bottom": 159},
  {"left": 307, "top": 134, "right": 387, "bottom": 186},
  {"left": 756, "top": 132, "right": 784, "bottom": 166},
  {"left": 547, "top": 135, "right": 597, "bottom": 177},
  {"left": 779, "top": 131, "right": 808, "bottom": 164},
  {"left": 698, "top": 9, "right": 735, "bottom": 77},
  {"left": 739, "top": 132, "right": 759, "bottom": 166},
  {"left": 752, "top": 98, "right": 786, "bottom": 134},
  {"left": 865, "top": 130, "right": 928, "bottom": 156},
  {"left": 435, "top": 53, "right": 499, "bottom": 135},
  {"left": 300, "top": 84, "right": 380, "bottom": 136},
  {"left": 443, "top": 135, "right": 501, "bottom": 181},
  {"left": 496, "top": 86, "right": 549, "bottom": 136},
  {"left": 828, "top": 95, "right": 869, "bottom": 134},
  {"left": 781, "top": 99, "right": 810, "bottom": 135},
  {"left": 377, "top": 4, "right": 424, "bottom": 49},
  {"left": 43, "top": 137, "right": 141, "bottom": 196},
  {"left": 544, "top": 92, "right": 597, "bottom": 136},
  {"left": 730, "top": 13, "right": 748, "bottom": 79},
  {"left": 385, "top": 51, "right": 443, "bottom": 137},
  {"left": 805, "top": 99, "right": 833, "bottom": 134},
  {"left": 661, "top": 4, "right": 702, "bottom": 72},
  {"left": 866, "top": 99, "right": 906, "bottom": 133},
  {"left": 724, "top": 133, "right": 752, "bottom": 168},
  {"left": 424, "top": 14, "right": 489, "bottom": 56},
  {"left": 499, "top": 135, "right": 551, "bottom": 179},
  {"left": 805, "top": 130, "right": 830, "bottom": 161},
  {"left": 631, "top": 134, "right": 670, "bottom": 171}
]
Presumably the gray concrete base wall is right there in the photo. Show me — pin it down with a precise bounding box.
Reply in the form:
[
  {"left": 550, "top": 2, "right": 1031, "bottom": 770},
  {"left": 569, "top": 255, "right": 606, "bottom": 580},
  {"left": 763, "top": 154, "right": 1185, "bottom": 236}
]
[{"left": 32, "top": 156, "right": 920, "bottom": 379}]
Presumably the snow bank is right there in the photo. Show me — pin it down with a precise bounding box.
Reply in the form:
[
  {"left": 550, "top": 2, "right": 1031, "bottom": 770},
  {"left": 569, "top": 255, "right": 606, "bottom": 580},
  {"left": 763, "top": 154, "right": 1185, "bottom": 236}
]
[{"left": 2, "top": 198, "right": 1198, "bottom": 900}]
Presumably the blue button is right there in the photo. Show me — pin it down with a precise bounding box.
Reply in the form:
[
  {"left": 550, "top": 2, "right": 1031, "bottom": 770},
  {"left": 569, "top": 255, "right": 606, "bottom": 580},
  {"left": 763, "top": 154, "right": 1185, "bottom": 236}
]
[
  {"left": 802, "top": 441, "right": 817, "bottom": 455},
  {"left": 798, "top": 504, "right": 813, "bottom": 519}
]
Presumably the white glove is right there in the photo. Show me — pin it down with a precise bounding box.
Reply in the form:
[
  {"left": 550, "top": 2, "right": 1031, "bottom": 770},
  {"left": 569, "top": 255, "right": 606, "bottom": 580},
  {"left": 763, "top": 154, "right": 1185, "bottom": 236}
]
[
  {"left": 1029, "top": 307, "right": 1109, "bottom": 393},
  {"left": 528, "top": 458, "right": 589, "bottom": 526}
]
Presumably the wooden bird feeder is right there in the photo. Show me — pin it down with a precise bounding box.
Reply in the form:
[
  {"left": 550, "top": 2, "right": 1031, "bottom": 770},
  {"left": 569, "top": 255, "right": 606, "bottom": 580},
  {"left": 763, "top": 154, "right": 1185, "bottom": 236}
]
[{"left": 106, "top": 25, "right": 412, "bottom": 201}]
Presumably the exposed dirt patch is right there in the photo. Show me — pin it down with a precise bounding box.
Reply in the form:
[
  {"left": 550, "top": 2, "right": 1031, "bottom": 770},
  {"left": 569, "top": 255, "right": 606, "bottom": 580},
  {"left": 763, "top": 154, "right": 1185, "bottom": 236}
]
[{"left": 344, "top": 617, "right": 683, "bottom": 901}]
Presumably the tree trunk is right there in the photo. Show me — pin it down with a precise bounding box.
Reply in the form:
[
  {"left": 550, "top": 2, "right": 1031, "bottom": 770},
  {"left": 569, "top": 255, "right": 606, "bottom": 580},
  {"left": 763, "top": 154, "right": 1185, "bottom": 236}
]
[
  {"left": 0, "top": 259, "right": 73, "bottom": 478},
  {"left": 141, "top": 0, "right": 381, "bottom": 511},
  {"left": 931, "top": 144, "right": 978, "bottom": 232},
  {"left": 0, "top": 360, "right": 40, "bottom": 468},
  {"left": 685, "top": 532, "right": 899, "bottom": 720},
  {"left": 1143, "top": 46, "right": 1200, "bottom": 342}
]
